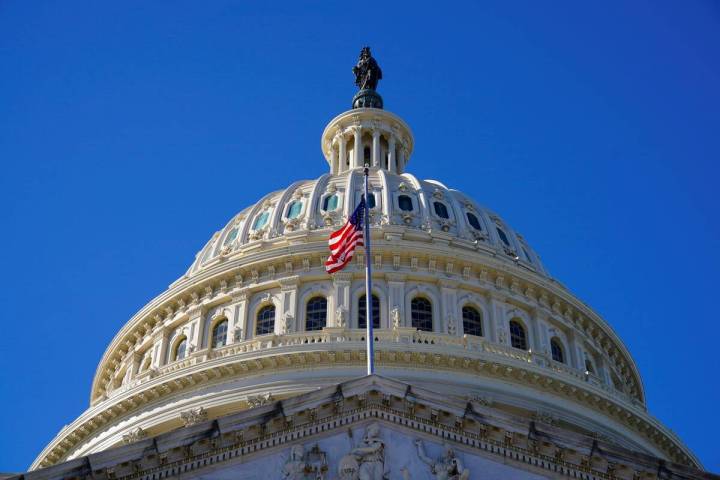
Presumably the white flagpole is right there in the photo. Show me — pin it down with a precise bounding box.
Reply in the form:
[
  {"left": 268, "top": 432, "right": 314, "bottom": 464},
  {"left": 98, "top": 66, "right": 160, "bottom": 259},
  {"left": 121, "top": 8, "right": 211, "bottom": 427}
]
[{"left": 363, "top": 164, "right": 375, "bottom": 375}]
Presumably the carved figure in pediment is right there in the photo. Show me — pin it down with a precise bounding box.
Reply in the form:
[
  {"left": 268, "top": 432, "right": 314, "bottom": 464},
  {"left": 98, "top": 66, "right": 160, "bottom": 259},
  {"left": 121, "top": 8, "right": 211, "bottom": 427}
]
[
  {"left": 414, "top": 440, "right": 469, "bottom": 480},
  {"left": 282, "top": 445, "right": 308, "bottom": 480},
  {"left": 350, "top": 424, "right": 387, "bottom": 480}
]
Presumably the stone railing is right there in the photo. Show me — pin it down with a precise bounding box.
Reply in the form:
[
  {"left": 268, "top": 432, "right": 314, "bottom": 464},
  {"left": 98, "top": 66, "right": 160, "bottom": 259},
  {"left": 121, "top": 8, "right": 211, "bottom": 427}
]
[{"left": 115, "top": 328, "right": 636, "bottom": 406}]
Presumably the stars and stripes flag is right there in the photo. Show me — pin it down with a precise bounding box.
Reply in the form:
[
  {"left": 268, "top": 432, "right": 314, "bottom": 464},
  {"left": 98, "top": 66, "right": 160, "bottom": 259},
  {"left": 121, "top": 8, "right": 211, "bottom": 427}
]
[{"left": 325, "top": 198, "right": 365, "bottom": 274}]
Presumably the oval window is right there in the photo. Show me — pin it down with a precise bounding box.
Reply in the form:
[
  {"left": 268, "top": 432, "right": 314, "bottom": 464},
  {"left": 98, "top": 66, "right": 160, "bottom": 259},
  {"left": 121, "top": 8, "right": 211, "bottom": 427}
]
[
  {"left": 466, "top": 212, "right": 482, "bottom": 230},
  {"left": 253, "top": 211, "right": 269, "bottom": 230},
  {"left": 223, "top": 227, "right": 238, "bottom": 246},
  {"left": 398, "top": 195, "right": 413, "bottom": 212},
  {"left": 496, "top": 227, "right": 511, "bottom": 246},
  {"left": 287, "top": 201, "right": 302, "bottom": 219},
  {"left": 433, "top": 202, "right": 449, "bottom": 219},
  {"left": 323, "top": 194, "right": 338, "bottom": 211}
]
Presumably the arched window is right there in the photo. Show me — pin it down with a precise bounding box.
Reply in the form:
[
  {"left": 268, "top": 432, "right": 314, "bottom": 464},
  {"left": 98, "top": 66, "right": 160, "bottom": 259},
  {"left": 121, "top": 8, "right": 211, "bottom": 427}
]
[
  {"left": 306, "top": 297, "right": 327, "bottom": 331},
  {"left": 509, "top": 320, "right": 527, "bottom": 350},
  {"left": 211, "top": 319, "right": 228, "bottom": 348},
  {"left": 550, "top": 338, "right": 564, "bottom": 363},
  {"left": 287, "top": 201, "right": 303, "bottom": 219},
  {"left": 256, "top": 305, "right": 275, "bottom": 336},
  {"left": 173, "top": 337, "right": 187, "bottom": 361},
  {"left": 462, "top": 306, "right": 483, "bottom": 336},
  {"left": 323, "top": 194, "right": 338, "bottom": 211},
  {"left": 585, "top": 358, "right": 595, "bottom": 375},
  {"left": 253, "top": 211, "right": 270, "bottom": 230},
  {"left": 223, "top": 227, "right": 239, "bottom": 246},
  {"left": 411, "top": 297, "right": 433, "bottom": 332},
  {"left": 433, "top": 202, "right": 449, "bottom": 219},
  {"left": 398, "top": 195, "right": 413, "bottom": 212},
  {"left": 358, "top": 294, "right": 380, "bottom": 329},
  {"left": 364, "top": 146, "right": 371, "bottom": 163},
  {"left": 496, "top": 227, "right": 511, "bottom": 247}
]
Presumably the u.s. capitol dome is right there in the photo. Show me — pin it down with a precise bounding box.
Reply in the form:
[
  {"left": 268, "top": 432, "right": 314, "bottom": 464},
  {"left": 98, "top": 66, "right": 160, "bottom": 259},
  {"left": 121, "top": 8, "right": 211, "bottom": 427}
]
[{"left": 28, "top": 49, "right": 711, "bottom": 480}]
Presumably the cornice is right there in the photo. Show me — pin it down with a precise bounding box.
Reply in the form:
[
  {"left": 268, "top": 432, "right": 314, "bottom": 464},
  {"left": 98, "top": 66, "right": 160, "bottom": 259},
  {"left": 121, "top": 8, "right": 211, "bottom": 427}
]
[{"left": 39, "top": 338, "right": 696, "bottom": 470}]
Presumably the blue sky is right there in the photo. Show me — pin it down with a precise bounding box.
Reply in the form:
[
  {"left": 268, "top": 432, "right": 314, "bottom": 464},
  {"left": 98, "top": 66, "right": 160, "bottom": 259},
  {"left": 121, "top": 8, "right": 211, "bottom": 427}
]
[{"left": 1, "top": 0, "right": 718, "bottom": 472}]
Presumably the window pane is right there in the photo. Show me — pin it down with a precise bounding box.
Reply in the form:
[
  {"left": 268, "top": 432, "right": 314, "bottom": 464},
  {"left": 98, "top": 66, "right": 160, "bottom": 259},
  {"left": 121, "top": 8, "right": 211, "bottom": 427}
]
[
  {"left": 466, "top": 212, "right": 482, "bottom": 230},
  {"left": 411, "top": 297, "right": 433, "bottom": 332},
  {"left": 358, "top": 294, "right": 380, "bottom": 329},
  {"left": 223, "top": 228, "right": 238, "bottom": 246},
  {"left": 323, "top": 194, "right": 338, "bottom": 211},
  {"left": 212, "top": 320, "right": 228, "bottom": 348},
  {"left": 306, "top": 297, "right": 327, "bottom": 331},
  {"left": 462, "top": 306, "right": 483, "bottom": 336},
  {"left": 433, "top": 202, "right": 449, "bottom": 219},
  {"left": 497, "top": 227, "right": 511, "bottom": 246},
  {"left": 256, "top": 305, "right": 275, "bottom": 335},
  {"left": 398, "top": 195, "right": 413, "bottom": 212},
  {"left": 254, "top": 211, "right": 269, "bottom": 230},
  {"left": 175, "top": 338, "right": 187, "bottom": 361},
  {"left": 509, "top": 321, "right": 527, "bottom": 350},
  {"left": 551, "top": 339, "right": 564, "bottom": 363},
  {"left": 287, "top": 201, "right": 303, "bottom": 219}
]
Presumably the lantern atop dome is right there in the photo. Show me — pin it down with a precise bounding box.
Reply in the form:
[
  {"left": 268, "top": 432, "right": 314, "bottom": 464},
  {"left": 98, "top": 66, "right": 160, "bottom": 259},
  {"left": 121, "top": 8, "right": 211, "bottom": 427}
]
[{"left": 322, "top": 47, "right": 413, "bottom": 174}]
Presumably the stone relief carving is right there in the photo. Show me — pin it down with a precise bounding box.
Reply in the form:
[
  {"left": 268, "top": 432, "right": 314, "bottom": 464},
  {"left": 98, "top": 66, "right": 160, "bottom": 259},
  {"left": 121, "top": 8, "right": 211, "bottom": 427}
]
[
  {"left": 412, "top": 440, "right": 470, "bottom": 480},
  {"left": 391, "top": 306, "right": 400, "bottom": 330},
  {"left": 121, "top": 427, "right": 147, "bottom": 444},
  {"left": 283, "top": 444, "right": 328, "bottom": 480},
  {"left": 180, "top": 407, "right": 207, "bottom": 426},
  {"left": 336, "top": 307, "right": 347, "bottom": 328},
  {"left": 338, "top": 423, "right": 386, "bottom": 480},
  {"left": 281, "top": 313, "right": 295, "bottom": 334},
  {"left": 247, "top": 392, "right": 274, "bottom": 408}
]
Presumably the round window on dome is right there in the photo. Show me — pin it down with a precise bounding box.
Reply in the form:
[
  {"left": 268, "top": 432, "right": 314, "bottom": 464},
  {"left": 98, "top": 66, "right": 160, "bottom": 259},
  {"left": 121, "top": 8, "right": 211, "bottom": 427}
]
[
  {"left": 466, "top": 212, "right": 482, "bottom": 230},
  {"left": 323, "top": 194, "right": 339, "bottom": 211},
  {"left": 287, "top": 201, "right": 303, "bottom": 219},
  {"left": 253, "top": 211, "right": 270, "bottom": 230},
  {"left": 398, "top": 195, "right": 413, "bottom": 212},
  {"left": 496, "top": 227, "right": 511, "bottom": 246},
  {"left": 433, "top": 201, "right": 449, "bottom": 219},
  {"left": 223, "top": 227, "right": 238, "bottom": 246}
]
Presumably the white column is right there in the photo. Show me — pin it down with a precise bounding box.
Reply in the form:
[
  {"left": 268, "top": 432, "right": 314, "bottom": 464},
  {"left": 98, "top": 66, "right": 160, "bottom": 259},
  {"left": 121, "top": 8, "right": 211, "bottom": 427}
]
[
  {"left": 386, "top": 274, "right": 406, "bottom": 328},
  {"left": 353, "top": 126, "right": 363, "bottom": 168},
  {"left": 229, "top": 290, "right": 249, "bottom": 342},
  {"left": 387, "top": 136, "right": 396, "bottom": 173},
  {"left": 488, "top": 293, "right": 506, "bottom": 344},
  {"left": 397, "top": 146, "right": 406, "bottom": 173},
  {"left": 338, "top": 135, "right": 347, "bottom": 173},
  {"left": 372, "top": 130, "right": 381, "bottom": 167},
  {"left": 332, "top": 273, "right": 352, "bottom": 327},
  {"left": 279, "top": 277, "right": 298, "bottom": 334},
  {"left": 439, "top": 280, "right": 459, "bottom": 335},
  {"left": 331, "top": 143, "right": 339, "bottom": 174}
]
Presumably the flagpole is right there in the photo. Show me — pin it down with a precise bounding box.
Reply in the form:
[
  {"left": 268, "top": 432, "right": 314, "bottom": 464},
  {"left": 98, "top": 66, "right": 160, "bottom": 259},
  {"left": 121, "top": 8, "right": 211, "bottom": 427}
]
[{"left": 363, "top": 164, "right": 375, "bottom": 375}]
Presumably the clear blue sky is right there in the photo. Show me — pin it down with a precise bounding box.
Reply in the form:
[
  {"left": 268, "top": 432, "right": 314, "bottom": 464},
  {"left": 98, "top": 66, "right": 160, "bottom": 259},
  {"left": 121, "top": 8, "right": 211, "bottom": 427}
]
[{"left": 1, "top": 0, "right": 718, "bottom": 472}]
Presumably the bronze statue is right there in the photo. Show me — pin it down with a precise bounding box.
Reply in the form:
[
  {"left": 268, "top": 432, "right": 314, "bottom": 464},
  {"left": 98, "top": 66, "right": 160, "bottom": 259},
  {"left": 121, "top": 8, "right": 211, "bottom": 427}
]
[{"left": 353, "top": 47, "right": 382, "bottom": 91}]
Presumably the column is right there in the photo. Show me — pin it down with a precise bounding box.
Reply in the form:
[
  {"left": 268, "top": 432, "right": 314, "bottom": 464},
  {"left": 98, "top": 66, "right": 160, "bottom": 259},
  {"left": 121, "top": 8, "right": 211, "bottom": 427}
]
[
  {"left": 353, "top": 126, "right": 363, "bottom": 168},
  {"left": 530, "top": 309, "right": 546, "bottom": 353},
  {"left": 154, "top": 328, "right": 171, "bottom": 367},
  {"left": 332, "top": 272, "right": 352, "bottom": 327},
  {"left": 487, "top": 293, "right": 506, "bottom": 344},
  {"left": 372, "top": 130, "right": 381, "bottom": 167},
  {"left": 386, "top": 274, "right": 406, "bottom": 328},
  {"left": 229, "top": 289, "right": 249, "bottom": 342},
  {"left": 338, "top": 135, "right": 347, "bottom": 173},
  {"left": 387, "top": 136, "right": 396, "bottom": 173},
  {"left": 331, "top": 143, "right": 339, "bottom": 174},
  {"left": 279, "top": 277, "right": 299, "bottom": 334},
  {"left": 397, "top": 146, "right": 406, "bottom": 173},
  {"left": 439, "top": 280, "right": 459, "bottom": 335},
  {"left": 188, "top": 308, "right": 203, "bottom": 353},
  {"left": 565, "top": 330, "right": 580, "bottom": 369}
]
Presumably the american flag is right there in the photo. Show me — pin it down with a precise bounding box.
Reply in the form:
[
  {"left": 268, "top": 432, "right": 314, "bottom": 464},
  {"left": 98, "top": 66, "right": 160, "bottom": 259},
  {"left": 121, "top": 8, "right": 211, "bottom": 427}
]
[{"left": 325, "top": 199, "right": 365, "bottom": 274}]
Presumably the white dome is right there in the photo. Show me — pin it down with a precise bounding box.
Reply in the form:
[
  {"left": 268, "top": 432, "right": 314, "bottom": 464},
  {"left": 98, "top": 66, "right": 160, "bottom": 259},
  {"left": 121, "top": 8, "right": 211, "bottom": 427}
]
[{"left": 32, "top": 106, "right": 699, "bottom": 471}]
